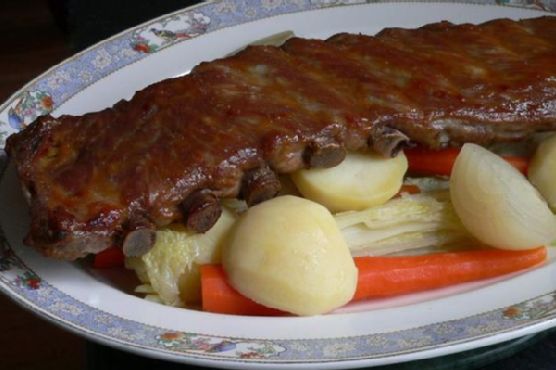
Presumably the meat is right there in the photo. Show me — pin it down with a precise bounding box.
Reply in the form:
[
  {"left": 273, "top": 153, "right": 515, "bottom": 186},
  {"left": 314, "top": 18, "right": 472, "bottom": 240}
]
[{"left": 5, "top": 16, "right": 556, "bottom": 260}]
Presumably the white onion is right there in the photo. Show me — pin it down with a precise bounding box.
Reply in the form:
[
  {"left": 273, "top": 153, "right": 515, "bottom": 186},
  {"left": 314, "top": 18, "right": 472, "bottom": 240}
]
[
  {"left": 450, "top": 143, "right": 556, "bottom": 250},
  {"left": 528, "top": 133, "right": 556, "bottom": 212}
]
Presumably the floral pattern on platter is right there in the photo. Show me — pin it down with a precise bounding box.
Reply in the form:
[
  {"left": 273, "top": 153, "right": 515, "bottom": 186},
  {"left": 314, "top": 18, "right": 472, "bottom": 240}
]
[
  {"left": 496, "top": 0, "right": 556, "bottom": 11},
  {"left": 310, "top": 0, "right": 368, "bottom": 6},
  {"left": 157, "top": 332, "right": 286, "bottom": 359},
  {"left": 0, "top": 231, "right": 17, "bottom": 272},
  {"left": 131, "top": 12, "right": 211, "bottom": 53},
  {"left": 145, "top": 293, "right": 556, "bottom": 360},
  {"left": 0, "top": 229, "right": 41, "bottom": 290},
  {"left": 503, "top": 293, "right": 556, "bottom": 321},
  {"left": 15, "top": 271, "right": 41, "bottom": 290},
  {"left": 7, "top": 91, "right": 53, "bottom": 130}
]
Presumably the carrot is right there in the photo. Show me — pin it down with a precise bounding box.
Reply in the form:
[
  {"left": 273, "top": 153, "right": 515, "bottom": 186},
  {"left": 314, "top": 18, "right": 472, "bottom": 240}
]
[
  {"left": 397, "top": 184, "right": 421, "bottom": 195},
  {"left": 405, "top": 147, "right": 529, "bottom": 176},
  {"left": 93, "top": 246, "right": 125, "bottom": 268},
  {"left": 352, "top": 247, "right": 546, "bottom": 300},
  {"left": 200, "top": 265, "right": 284, "bottom": 316},
  {"left": 405, "top": 147, "right": 460, "bottom": 177},
  {"left": 200, "top": 247, "right": 547, "bottom": 315}
]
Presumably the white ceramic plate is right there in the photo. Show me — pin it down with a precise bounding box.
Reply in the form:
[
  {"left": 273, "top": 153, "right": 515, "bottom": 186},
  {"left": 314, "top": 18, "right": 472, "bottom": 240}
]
[{"left": 1, "top": 1, "right": 555, "bottom": 369}]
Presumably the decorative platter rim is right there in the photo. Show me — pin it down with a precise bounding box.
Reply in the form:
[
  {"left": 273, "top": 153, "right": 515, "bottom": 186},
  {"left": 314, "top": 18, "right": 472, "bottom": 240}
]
[{"left": 1, "top": 1, "right": 556, "bottom": 368}]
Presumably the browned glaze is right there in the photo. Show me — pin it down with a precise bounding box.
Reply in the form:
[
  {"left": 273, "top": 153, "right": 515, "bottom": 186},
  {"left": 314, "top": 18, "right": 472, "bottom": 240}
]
[{"left": 6, "top": 16, "right": 556, "bottom": 259}]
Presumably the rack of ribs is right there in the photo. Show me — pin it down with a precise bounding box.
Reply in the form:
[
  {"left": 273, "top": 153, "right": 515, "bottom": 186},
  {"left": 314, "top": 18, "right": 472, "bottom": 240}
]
[{"left": 5, "top": 16, "right": 556, "bottom": 260}]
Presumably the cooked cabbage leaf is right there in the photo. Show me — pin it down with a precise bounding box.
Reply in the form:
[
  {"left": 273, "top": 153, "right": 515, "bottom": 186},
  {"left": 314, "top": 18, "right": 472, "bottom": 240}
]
[
  {"left": 125, "top": 208, "right": 236, "bottom": 307},
  {"left": 335, "top": 191, "right": 473, "bottom": 256}
]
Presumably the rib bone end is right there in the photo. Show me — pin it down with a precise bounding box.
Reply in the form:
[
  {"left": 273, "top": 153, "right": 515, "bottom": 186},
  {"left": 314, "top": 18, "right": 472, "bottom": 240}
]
[{"left": 181, "top": 190, "right": 222, "bottom": 233}]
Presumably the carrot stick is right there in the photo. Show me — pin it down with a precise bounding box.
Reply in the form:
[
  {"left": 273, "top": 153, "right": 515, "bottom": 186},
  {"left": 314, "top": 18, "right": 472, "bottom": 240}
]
[
  {"left": 200, "top": 247, "right": 547, "bottom": 315},
  {"left": 406, "top": 147, "right": 460, "bottom": 177},
  {"left": 200, "top": 265, "right": 285, "bottom": 316},
  {"left": 352, "top": 247, "right": 546, "bottom": 300},
  {"left": 93, "top": 246, "right": 125, "bottom": 268},
  {"left": 405, "top": 147, "right": 529, "bottom": 176}
]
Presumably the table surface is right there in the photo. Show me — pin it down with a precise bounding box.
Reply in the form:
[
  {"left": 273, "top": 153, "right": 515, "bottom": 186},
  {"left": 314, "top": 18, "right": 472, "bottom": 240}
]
[
  {"left": 1, "top": 1, "right": 555, "bottom": 369},
  {"left": 0, "top": 1, "right": 83, "bottom": 369}
]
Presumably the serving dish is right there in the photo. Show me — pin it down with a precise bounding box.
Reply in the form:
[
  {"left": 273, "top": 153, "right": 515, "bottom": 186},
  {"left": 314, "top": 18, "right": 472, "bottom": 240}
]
[{"left": 1, "top": 1, "right": 555, "bottom": 368}]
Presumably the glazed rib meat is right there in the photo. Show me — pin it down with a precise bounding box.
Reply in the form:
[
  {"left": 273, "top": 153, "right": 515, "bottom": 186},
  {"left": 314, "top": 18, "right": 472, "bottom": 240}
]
[{"left": 6, "top": 16, "right": 556, "bottom": 259}]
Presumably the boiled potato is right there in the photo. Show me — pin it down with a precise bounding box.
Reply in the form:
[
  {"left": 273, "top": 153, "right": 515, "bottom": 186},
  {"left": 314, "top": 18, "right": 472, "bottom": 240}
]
[
  {"left": 450, "top": 143, "right": 556, "bottom": 250},
  {"left": 291, "top": 152, "right": 407, "bottom": 212},
  {"left": 135, "top": 208, "right": 236, "bottom": 307},
  {"left": 528, "top": 134, "right": 556, "bottom": 211},
  {"left": 222, "top": 195, "right": 357, "bottom": 316}
]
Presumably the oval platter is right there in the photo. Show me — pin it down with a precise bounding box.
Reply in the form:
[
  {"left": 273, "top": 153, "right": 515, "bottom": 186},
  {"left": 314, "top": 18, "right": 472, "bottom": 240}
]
[{"left": 1, "top": 1, "right": 556, "bottom": 369}]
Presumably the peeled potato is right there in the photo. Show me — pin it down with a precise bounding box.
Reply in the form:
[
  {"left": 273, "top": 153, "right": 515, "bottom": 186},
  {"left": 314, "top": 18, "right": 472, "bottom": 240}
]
[
  {"left": 450, "top": 143, "right": 556, "bottom": 250},
  {"left": 222, "top": 195, "right": 357, "bottom": 316},
  {"left": 291, "top": 152, "right": 408, "bottom": 212},
  {"left": 528, "top": 134, "right": 556, "bottom": 211},
  {"left": 137, "top": 208, "right": 235, "bottom": 306}
]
